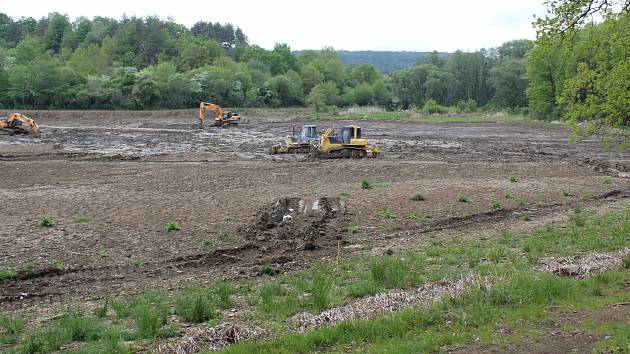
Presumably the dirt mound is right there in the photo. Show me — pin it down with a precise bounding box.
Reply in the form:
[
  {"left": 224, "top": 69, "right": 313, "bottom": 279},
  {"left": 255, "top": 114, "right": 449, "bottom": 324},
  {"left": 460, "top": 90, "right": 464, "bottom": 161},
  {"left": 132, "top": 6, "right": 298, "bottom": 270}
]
[{"left": 239, "top": 197, "right": 346, "bottom": 250}]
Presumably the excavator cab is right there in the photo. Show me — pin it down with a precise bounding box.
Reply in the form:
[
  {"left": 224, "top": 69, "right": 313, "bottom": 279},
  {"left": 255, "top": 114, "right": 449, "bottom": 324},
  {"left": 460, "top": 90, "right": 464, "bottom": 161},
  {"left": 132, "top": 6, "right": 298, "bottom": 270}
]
[{"left": 340, "top": 126, "right": 361, "bottom": 143}]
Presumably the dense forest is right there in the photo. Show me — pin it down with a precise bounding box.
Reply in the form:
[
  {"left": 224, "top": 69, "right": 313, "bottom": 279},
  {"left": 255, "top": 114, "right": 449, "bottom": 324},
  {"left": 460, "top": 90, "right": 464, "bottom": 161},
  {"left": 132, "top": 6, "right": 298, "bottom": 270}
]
[
  {"left": 335, "top": 51, "right": 446, "bottom": 73},
  {"left": 0, "top": 1, "right": 628, "bottom": 135}
]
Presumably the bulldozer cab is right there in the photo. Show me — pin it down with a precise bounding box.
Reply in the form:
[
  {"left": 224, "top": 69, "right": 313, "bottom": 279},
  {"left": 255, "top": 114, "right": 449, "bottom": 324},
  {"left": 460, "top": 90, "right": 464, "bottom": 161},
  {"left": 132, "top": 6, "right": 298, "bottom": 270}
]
[
  {"left": 300, "top": 125, "right": 317, "bottom": 140},
  {"left": 340, "top": 126, "right": 361, "bottom": 143}
]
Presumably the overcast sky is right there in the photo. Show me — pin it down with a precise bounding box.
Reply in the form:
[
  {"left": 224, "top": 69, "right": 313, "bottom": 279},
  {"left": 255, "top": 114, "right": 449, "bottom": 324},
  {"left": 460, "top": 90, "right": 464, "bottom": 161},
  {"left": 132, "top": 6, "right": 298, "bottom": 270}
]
[{"left": 2, "top": 0, "right": 549, "bottom": 52}]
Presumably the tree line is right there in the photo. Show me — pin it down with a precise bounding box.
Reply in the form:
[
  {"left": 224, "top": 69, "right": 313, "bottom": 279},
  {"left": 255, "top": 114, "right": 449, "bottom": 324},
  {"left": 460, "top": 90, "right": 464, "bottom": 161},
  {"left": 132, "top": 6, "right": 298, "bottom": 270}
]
[
  {"left": 0, "top": 12, "right": 531, "bottom": 112},
  {"left": 0, "top": 4, "right": 627, "bottom": 137}
]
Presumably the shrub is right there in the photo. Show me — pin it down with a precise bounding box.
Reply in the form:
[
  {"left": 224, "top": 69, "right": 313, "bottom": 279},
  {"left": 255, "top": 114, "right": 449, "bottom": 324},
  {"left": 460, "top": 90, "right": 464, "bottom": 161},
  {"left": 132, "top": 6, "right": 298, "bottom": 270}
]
[
  {"left": 361, "top": 180, "right": 372, "bottom": 189},
  {"left": 421, "top": 99, "right": 448, "bottom": 114},
  {"left": 456, "top": 99, "right": 478, "bottom": 113},
  {"left": 164, "top": 221, "right": 181, "bottom": 232},
  {"left": 37, "top": 215, "right": 55, "bottom": 228},
  {"left": 410, "top": 194, "right": 426, "bottom": 201}
]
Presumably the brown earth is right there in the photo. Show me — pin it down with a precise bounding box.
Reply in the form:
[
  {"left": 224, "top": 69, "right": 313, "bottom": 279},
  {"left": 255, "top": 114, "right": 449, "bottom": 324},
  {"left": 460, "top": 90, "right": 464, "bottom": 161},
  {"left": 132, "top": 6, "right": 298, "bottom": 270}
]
[{"left": 1, "top": 109, "right": 629, "bottom": 314}]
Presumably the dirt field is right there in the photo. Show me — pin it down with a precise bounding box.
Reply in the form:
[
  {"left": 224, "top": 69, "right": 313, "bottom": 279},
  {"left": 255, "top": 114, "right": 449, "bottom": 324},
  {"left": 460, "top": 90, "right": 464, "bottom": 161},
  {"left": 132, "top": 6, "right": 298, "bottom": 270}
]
[{"left": 1, "top": 109, "right": 629, "bottom": 311}]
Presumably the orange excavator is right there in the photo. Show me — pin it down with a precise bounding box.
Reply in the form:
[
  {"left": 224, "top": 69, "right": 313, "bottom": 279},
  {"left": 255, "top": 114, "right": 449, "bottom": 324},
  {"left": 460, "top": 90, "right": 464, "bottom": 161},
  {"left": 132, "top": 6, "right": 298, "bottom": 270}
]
[
  {"left": 0, "top": 113, "right": 40, "bottom": 135},
  {"left": 198, "top": 102, "right": 241, "bottom": 128}
]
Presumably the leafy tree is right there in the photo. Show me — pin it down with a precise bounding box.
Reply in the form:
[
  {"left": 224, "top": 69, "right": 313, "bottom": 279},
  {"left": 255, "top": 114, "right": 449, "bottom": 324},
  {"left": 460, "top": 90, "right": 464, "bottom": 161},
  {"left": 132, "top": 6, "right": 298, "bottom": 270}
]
[
  {"left": 489, "top": 59, "right": 528, "bottom": 107},
  {"left": 44, "top": 13, "right": 70, "bottom": 54}
]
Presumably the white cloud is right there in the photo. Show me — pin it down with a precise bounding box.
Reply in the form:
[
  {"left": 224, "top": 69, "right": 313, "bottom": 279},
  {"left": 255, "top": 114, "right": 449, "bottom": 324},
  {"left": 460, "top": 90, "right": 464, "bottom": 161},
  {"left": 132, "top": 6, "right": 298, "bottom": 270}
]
[{"left": 1, "top": 0, "right": 547, "bottom": 51}]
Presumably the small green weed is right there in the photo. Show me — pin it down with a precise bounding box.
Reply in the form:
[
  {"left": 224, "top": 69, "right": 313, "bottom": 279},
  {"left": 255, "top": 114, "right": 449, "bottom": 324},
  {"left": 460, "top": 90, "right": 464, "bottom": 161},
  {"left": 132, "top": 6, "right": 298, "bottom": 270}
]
[
  {"left": 561, "top": 190, "right": 574, "bottom": 197},
  {"left": 175, "top": 294, "right": 215, "bottom": 323},
  {"left": 130, "top": 259, "right": 144, "bottom": 269},
  {"left": 361, "top": 180, "right": 372, "bottom": 189},
  {"left": 509, "top": 176, "right": 518, "bottom": 183},
  {"left": 164, "top": 221, "right": 181, "bottom": 232},
  {"left": 0, "top": 268, "right": 18, "bottom": 282},
  {"left": 373, "top": 210, "right": 396, "bottom": 219},
  {"left": 133, "top": 304, "right": 168, "bottom": 338},
  {"left": 339, "top": 191, "right": 349, "bottom": 197},
  {"left": 603, "top": 177, "right": 612, "bottom": 185},
  {"left": 259, "top": 265, "right": 276, "bottom": 276},
  {"left": 74, "top": 215, "right": 93, "bottom": 224},
  {"left": 488, "top": 245, "right": 507, "bottom": 263},
  {"left": 622, "top": 253, "right": 630, "bottom": 269},
  {"left": 492, "top": 201, "right": 502, "bottom": 210},
  {"left": 503, "top": 192, "right": 513, "bottom": 199},
  {"left": 348, "top": 224, "right": 360, "bottom": 234},
  {"left": 457, "top": 195, "right": 469, "bottom": 203},
  {"left": 98, "top": 250, "right": 110, "bottom": 258},
  {"left": 309, "top": 273, "right": 332, "bottom": 312},
  {"left": 224, "top": 215, "right": 236, "bottom": 221},
  {"left": 406, "top": 213, "right": 432, "bottom": 222},
  {"left": 410, "top": 194, "right": 426, "bottom": 201},
  {"left": 522, "top": 212, "right": 531, "bottom": 221},
  {"left": 515, "top": 196, "right": 527, "bottom": 206},
  {"left": 37, "top": 215, "right": 55, "bottom": 228},
  {"left": 94, "top": 298, "right": 109, "bottom": 318}
]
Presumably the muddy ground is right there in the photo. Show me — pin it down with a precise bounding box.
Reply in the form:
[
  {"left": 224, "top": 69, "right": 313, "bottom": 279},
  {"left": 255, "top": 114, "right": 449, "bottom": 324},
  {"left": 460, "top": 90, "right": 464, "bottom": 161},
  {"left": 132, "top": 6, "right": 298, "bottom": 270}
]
[{"left": 1, "top": 109, "right": 629, "bottom": 314}]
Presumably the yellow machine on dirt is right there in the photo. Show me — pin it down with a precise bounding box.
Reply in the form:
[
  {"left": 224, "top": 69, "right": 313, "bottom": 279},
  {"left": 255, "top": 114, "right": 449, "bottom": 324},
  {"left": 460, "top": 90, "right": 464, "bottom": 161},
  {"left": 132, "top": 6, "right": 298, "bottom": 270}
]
[
  {"left": 310, "top": 125, "right": 380, "bottom": 158},
  {"left": 198, "top": 102, "right": 241, "bottom": 128},
  {"left": 0, "top": 113, "right": 40, "bottom": 135},
  {"left": 269, "top": 125, "right": 319, "bottom": 154}
]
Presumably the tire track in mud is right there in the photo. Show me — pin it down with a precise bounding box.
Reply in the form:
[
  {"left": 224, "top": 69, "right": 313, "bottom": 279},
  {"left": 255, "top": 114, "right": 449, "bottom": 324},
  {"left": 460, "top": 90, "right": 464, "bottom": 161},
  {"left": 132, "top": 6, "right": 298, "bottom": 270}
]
[{"left": 2, "top": 188, "right": 629, "bottom": 307}]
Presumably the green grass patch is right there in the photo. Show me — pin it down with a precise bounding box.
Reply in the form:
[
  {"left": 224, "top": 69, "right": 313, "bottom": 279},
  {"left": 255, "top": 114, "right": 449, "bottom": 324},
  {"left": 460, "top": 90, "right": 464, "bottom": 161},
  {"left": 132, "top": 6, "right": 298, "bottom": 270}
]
[
  {"left": 457, "top": 195, "right": 469, "bottom": 203},
  {"left": 410, "top": 194, "right": 426, "bottom": 201},
  {"left": 224, "top": 215, "right": 237, "bottom": 221},
  {"left": 0, "top": 268, "right": 18, "bottom": 283},
  {"left": 164, "top": 221, "right": 181, "bottom": 232},
  {"left": 36, "top": 215, "right": 55, "bottom": 228},
  {"left": 373, "top": 210, "right": 396, "bottom": 219},
  {"left": 509, "top": 176, "right": 518, "bottom": 183},
  {"left": 492, "top": 201, "right": 503, "bottom": 210},
  {"left": 347, "top": 224, "right": 360, "bottom": 234},
  {"left": 74, "top": 215, "right": 93, "bottom": 224},
  {"left": 361, "top": 180, "right": 372, "bottom": 189},
  {"left": 406, "top": 213, "right": 432, "bottom": 222}
]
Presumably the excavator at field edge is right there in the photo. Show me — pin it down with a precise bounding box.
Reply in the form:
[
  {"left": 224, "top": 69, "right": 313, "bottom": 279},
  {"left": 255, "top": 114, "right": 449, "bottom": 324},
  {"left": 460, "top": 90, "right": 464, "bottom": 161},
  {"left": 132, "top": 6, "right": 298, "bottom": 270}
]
[
  {"left": 270, "top": 125, "right": 319, "bottom": 154},
  {"left": 310, "top": 125, "right": 380, "bottom": 159},
  {"left": 198, "top": 102, "right": 241, "bottom": 128},
  {"left": 0, "top": 113, "right": 40, "bottom": 135}
]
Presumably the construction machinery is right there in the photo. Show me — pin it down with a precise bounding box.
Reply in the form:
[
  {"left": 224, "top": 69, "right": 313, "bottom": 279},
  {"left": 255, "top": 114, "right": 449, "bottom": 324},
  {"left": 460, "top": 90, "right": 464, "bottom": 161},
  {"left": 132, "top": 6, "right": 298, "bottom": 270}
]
[
  {"left": 310, "top": 125, "right": 380, "bottom": 159},
  {"left": 269, "top": 125, "right": 319, "bottom": 154},
  {"left": 198, "top": 102, "right": 241, "bottom": 128},
  {"left": 0, "top": 113, "right": 40, "bottom": 135}
]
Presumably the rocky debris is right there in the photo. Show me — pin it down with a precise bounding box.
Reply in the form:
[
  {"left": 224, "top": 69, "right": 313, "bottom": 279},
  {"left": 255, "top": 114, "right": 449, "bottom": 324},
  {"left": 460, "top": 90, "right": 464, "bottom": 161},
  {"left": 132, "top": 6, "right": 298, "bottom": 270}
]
[
  {"left": 158, "top": 324, "right": 268, "bottom": 353},
  {"left": 292, "top": 274, "right": 492, "bottom": 332},
  {"left": 239, "top": 197, "right": 346, "bottom": 250},
  {"left": 537, "top": 248, "right": 630, "bottom": 278}
]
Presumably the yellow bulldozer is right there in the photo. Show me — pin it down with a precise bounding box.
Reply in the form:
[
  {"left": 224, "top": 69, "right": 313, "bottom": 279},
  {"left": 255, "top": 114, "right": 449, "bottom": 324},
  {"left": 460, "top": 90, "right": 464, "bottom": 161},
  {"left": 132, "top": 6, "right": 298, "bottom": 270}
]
[
  {"left": 0, "top": 113, "right": 40, "bottom": 135},
  {"left": 310, "top": 125, "right": 380, "bottom": 158},
  {"left": 198, "top": 102, "right": 241, "bottom": 128}
]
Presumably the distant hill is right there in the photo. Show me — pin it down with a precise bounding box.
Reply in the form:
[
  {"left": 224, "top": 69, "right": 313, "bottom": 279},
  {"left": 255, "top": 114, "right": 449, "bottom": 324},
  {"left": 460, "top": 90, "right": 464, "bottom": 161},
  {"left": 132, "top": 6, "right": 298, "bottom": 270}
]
[{"left": 336, "top": 51, "right": 448, "bottom": 73}]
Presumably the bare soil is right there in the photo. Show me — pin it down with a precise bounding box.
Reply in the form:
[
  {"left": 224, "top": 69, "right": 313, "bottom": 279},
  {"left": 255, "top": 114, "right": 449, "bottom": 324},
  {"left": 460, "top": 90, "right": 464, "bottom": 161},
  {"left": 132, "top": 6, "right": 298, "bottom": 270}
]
[{"left": 1, "top": 109, "right": 629, "bottom": 315}]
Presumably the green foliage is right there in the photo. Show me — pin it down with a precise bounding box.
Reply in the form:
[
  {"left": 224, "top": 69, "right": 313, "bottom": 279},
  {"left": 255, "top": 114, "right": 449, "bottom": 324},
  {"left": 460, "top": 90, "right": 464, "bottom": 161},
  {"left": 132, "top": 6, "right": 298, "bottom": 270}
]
[
  {"left": 259, "top": 265, "right": 276, "bottom": 276},
  {"left": 0, "top": 314, "right": 25, "bottom": 345},
  {"left": 133, "top": 304, "right": 168, "bottom": 338},
  {"left": 421, "top": 99, "right": 448, "bottom": 114},
  {"left": 309, "top": 273, "right": 333, "bottom": 312},
  {"left": 491, "top": 201, "right": 503, "bottom": 210},
  {"left": 361, "top": 180, "right": 372, "bottom": 189},
  {"left": 369, "top": 256, "right": 421, "bottom": 289},
  {"left": 74, "top": 215, "right": 93, "bottom": 223},
  {"left": 406, "top": 213, "right": 432, "bottom": 222},
  {"left": 509, "top": 176, "right": 518, "bottom": 183},
  {"left": 373, "top": 210, "right": 396, "bottom": 219},
  {"left": 224, "top": 215, "right": 236, "bottom": 221},
  {"left": 410, "top": 194, "right": 426, "bottom": 201},
  {"left": 164, "top": 221, "right": 181, "bottom": 232},
  {"left": 98, "top": 250, "right": 110, "bottom": 258},
  {"left": 130, "top": 259, "right": 144, "bottom": 269},
  {"left": 175, "top": 294, "right": 216, "bottom": 323},
  {"left": 457, "top": 195, "right": 469, "bottom": 203},
  {"left": 561, "top": 190, "right": 573, "bottom": 197},
  {"left": 0, "top": 268, "right": 18, "bottom": 282},
  {"left": 37, "top": 214, "right": 55, "bottom": 227},
  {"left": 348, "top": 224, "right": 360, "bottom": 234}
]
